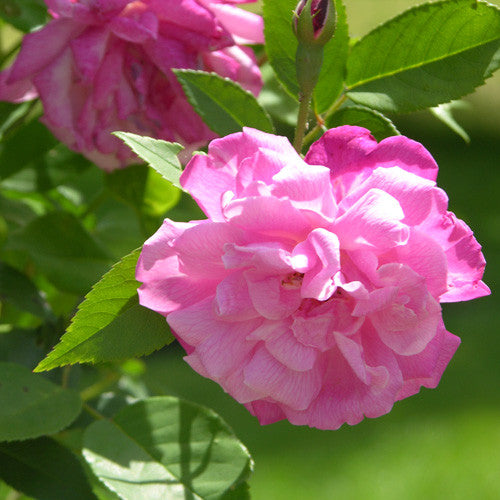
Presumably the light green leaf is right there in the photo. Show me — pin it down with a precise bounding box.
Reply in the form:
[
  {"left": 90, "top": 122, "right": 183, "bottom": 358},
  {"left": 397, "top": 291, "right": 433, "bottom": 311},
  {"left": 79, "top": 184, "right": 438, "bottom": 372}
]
[
  {"left": 263, "top": 0, "right": 299, "bottom": 98},
  {"left": 0, "top": 362, "right": 82, "bottom": 441},
  {"left": 113, "top": 132, "right": 183, "bottom": 188},
  {"left": 346, "top": 0, "right": 500, "bottom": 113},
  {"left": 327, "top": 105, "right": 400, "bottom": 141},
  {"left": 0, "top": 437, "right": 96, "bottom": 500},
  {"left": 106, "top": 164, "right": 181, "bottom": 217},
  {"left": 83, "top": 397, "right": 253, "bottom": 500},
  {"left": 35, "top": 249, "right": 173, "bottom": 372},
  {"left": 174, "top": 70, "right": 274, "bottom": 135},
  {"left": 314, "top": 0, "right": 349, "bottom": 113},
  {"left": 0, "top": 0, "right": 47, "bottom": 32},
  {"left": 430, "top": 101, "right": 471, "bottom": 143},
  {"left": 7, "top": 212, "right": 112, "bottom": 295}
]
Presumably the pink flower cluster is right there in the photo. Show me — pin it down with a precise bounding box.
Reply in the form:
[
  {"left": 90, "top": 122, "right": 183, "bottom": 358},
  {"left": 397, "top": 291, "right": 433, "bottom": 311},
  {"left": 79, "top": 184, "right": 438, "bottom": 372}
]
[
  {"left": 0, "top": 0, "right": 263, "bottom": 170},
  {"left": 137, "top": 126, "right": 489, "bottom": 430}
]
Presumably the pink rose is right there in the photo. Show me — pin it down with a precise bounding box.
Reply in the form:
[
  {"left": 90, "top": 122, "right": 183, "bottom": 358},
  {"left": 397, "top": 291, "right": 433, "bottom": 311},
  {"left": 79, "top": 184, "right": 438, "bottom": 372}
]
[
  {"left": 0, "top": 0, "right": 263, "bottom": 171},
  {"left": 137, "top": 126, "right": 490, "bottom": 430}
]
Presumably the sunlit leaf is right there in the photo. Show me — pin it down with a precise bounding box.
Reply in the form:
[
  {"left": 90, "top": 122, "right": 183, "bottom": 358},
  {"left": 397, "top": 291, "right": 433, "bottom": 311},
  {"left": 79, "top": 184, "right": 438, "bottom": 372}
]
[
  {"left": 83, "top": 397, "right": 253, "bottom": 500},
  {"left": 35, "top": 249, "right": 173, "bottom": 372}
]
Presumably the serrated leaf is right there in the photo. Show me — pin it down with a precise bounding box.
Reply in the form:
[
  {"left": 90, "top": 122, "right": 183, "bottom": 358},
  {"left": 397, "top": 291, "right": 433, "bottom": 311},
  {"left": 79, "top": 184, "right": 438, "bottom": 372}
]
[
  {"left": 113, "top": 132, "right": 183, "bottom": 188},
  {"left": 7, "top": 212, "right": 112, "bottom": 295},
  {"left": 0, "top": 437, "right": 96, "bottom": 500},
  {"left": 0, "top": 261, "right": 53, "bottom": 319},
  {"left": 263, "top": 0, "right": 300, "bottom": 98},
  {"left": 327, "top": 105, "right": 400, "bottom": 141},
  {"left": 0, "top": 0, "right": 47, "bottom": 32},
  {"left": 430, "top": 101, "right": 471, "bottom": 143},
  {"left": 106, "top": 164, "right": 181, "bottom": 217},
  {"left": 174, "top": 70, "right": 274, "bottom": 136},
  {"left": 0, "top": 362, "right": 82, "bottom": 441},
  {"left": 83, "top": 397, "right": 253, "bottom": 500},
  {"left": 314, "top": 0, "right": 349, "bottom": 113},
  {"left": 346, "top": 0, "right": 500, "bottom": 113},
  {"left": 35, "top": 249, "right": 173, "bottom": 372}
]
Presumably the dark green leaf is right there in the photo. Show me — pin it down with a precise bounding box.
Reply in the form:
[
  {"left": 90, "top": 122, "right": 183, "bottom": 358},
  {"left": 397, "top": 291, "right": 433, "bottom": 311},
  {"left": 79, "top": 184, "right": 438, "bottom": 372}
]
[
  {"left": 0, "top": 261, "right": 53, "bottom": 319},
  {"left": 327, "top": 105, "right": 400, "bottom": 141},
  {"left": 0, "top": 328, "right": 44, "bottom": 369},
  {"left": 0, "top": 362, "right": 82, "bottom": 441},
  {"left": 0, "top": 120, "right": 57, "bottom": 180},
  {"left": 0, "top": 0, "right": 47, "bottom": 32},
  {"left": 35, "top": 249, "right": 173, "bottom": 372},
  {"left": 314, "top": 0, "right": 349, "bottom": 113},
  {"left": 113, "top": 132, "right": 183, "bottom": 188},
  {"left": 346, "top": 0, "right": 500, "bottom": 113},
  {"left": 174, "top": 69, "right": 274, "bottom": 135},
  {"left": 106, "top": 164, "right": 181, "bottom": 217},
  {"left": 83, "top": 396, "right": 253, "bottom": 500},
  {"left": 7, "top": 212, "right": 112, "bottom": 295},
  {"left": 0, "top": 437, "right": 96, "bottom": 500},
  {"left": 263, "top": 0, "right": 300, "bottom": 98}
]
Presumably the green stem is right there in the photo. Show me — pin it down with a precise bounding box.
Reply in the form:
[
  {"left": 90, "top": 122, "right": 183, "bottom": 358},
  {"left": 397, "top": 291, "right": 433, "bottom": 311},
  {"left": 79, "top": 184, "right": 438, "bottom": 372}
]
[
  {"left": 293, "top": 90, "right": 313, "bottom": 154},
  {"left": 80, "top": 371, "right": 120, "bottom": 402},
  {"left": 83, "top": 403, "right": 106, "bottom": 421},
  {"left": 303, "top": 93, "right": 348, "bottom": 146},
  {"left": 61, "top": 365, "right": 71, "bottom": 389}
]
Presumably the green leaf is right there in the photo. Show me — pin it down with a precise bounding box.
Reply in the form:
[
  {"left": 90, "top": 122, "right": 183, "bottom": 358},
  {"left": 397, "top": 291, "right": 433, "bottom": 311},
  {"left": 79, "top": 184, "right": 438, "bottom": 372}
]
[
  {"left": 106, "top": 164, "right": 181, "bottom": 217},
  {"left": 35, "top": 249, "right": 173, "bottom": 372},
  {"left": 0, "top": 261, "right": 53, "bottom": 319},
  {"left": 263, "top": 0, "right": 299, "bottom": 98},
  {"left": 346, "top": 0, "right": 500, "bottom": 113},
  {"left": 0, "top": 0, "right": 47, "bottom": 32},
  {"left": 113, "top": 132, "right": 183, "bottom": 188},
  {"left": 174, "top": 69, "right": 274, "bottom": 135},
  {"left": 0, "top": 362, "right": 82, "bottom": 441},
  {"left": 327, "top": 105, "right": 400, "bottom": 141},
  {"left": 83, "top": 396, "right": 253, "bottom": 500},
  {"left": 0, "top": 437, "right": 96, "bottom": 500},
  {"left": 313, "top": 0, "right": 349, "bottom": 113},
  {"left": 7, "top": 212, "right": 112, "bottom": 295},
  {"left": 430, "top": 101, "right": 471, "bottom": 143},
  {"left": 0, "top": 120, "right": 57, "bottom": 180}
]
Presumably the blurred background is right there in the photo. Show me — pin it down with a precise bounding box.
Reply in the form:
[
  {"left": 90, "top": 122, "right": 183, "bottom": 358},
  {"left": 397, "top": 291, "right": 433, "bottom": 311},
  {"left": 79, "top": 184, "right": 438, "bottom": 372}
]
[{"left": 144, "top": 1, "right": 500, "bottom": 499}]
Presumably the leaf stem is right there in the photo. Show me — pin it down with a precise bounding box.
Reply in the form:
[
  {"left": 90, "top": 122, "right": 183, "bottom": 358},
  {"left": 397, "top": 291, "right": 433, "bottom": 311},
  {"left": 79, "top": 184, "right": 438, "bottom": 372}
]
[
  {"left": 83, "top": 402, "right": 106, "bottom": 421},
  {"left": 61, "top": 365, "right": 71, "bottom": 389},
  {"left": 80, "top": 371, "right": 120, "bottom": 402},
  {"left": 293, "top": 90, "right": 313, "bottom": 154}
]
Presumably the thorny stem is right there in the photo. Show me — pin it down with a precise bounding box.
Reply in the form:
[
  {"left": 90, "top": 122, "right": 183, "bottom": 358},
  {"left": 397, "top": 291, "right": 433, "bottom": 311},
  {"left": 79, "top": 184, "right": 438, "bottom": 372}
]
[
  {"left": 303, "top": 93, "right": 348, "bottom": 146},
  {"left": 293, "top": 89, "right": 313, "bottom": 154}
]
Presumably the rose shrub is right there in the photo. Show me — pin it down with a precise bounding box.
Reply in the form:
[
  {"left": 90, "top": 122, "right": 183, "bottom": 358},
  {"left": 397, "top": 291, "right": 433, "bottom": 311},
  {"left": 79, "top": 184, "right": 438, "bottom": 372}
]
[
  {"left": 137, "top": 126, "right": 489, "bottom": 430},
  {"left": 0, "top": 0, "right": 263, "bottom": 170}
]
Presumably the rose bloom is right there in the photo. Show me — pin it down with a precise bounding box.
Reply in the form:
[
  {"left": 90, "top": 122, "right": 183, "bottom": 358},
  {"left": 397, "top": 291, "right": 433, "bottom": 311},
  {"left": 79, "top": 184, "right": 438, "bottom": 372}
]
[
  {"left": 0, "top": 0, "right": 263, "bottom": 171},
  {"left": 137, "top": 126, "right": 489, "bottom": 430}
]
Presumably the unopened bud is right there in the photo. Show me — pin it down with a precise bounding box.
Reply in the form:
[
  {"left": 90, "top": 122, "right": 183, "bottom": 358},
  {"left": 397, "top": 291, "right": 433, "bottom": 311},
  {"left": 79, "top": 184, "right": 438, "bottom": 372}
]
[{"left": 293, "top": 0, "right": 336, "bottom": 47}]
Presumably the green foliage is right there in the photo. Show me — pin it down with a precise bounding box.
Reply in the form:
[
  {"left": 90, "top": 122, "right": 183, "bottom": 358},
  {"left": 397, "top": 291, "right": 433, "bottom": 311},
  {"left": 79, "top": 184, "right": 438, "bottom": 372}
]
[
  {"left": 106, "top": 164, "right": 181, "bottom": 217},
  {"left": 35, "top": 249, "right": 173, "bottom": 372},
  {"left": 314, "top": 0, "right": 349, "bottom": 113},
  {"left": 346, "top": 0, "right": 500, "bottom": 112},
  {"left": 0, "top": 437, "right": 96, "bottom": 500},
  {"left": 174, "top": 70, "right": 274, "bottom": 136},
  {"left": 113, "top": 133, "right": 184, "bottom": 189},
  {"left": 430, "top": 101, "right": 471, "bottom": 143},
  {"left": 0, "top": 0, "right": 47, "bottom": 32},
  {"left": 263, "top": 0, "right": 300, "bottom": 98},
  {"left": 83, "top": 397, "right": 253, "bottom": 500},
  {"left": 7, "top": 212, "right": 112, "bottom": 295},
  {"left": 0, "top": 261, "right": 53, "bottom": 319},
  {"left": 327, "top": 106, "right": 400, "bottom": 141},
  {"left": 0, "top": 362, "right": 81, "bottom": 441}
]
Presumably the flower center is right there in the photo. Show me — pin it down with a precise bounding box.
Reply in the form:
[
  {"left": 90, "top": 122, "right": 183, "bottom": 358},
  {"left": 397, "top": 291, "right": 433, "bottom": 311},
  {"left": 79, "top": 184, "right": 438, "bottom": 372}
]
[{"left": 281, "top": 272, "right": 304, "bottom": 289}]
